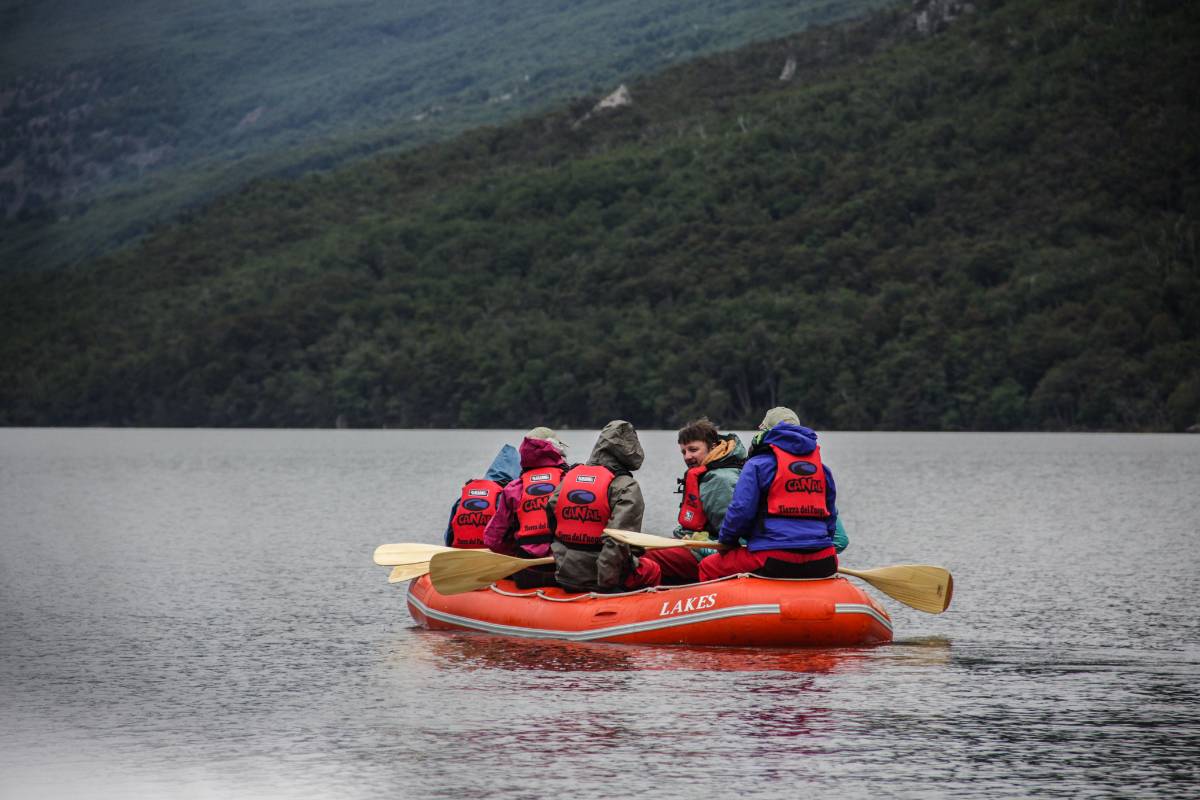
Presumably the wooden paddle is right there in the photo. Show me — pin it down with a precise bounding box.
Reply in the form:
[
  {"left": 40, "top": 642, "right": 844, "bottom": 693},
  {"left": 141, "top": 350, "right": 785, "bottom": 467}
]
[
  {"left": 374, "top": 543, "right": 454, "bottom": 566},
  {"left": 836, "top": 564, "right": 953, "bottom": 614},
  {"left": 387, "top": 562, "right": 434, "bottom": 583},
  {"left": 429, "top": 550, "right": 555, "bottom": 595},
  {"left": 602, "top": 528, "right": 725, "bottom": 550},
  {"left": 604, "top": 528, "right": 953, "bottom": 614}
]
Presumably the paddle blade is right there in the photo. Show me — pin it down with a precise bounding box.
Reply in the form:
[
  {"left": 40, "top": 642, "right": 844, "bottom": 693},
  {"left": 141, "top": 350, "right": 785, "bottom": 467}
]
[
  {"left": 374, "top": 543, "right": 453, "bottom": 566},
  {"left": 429, "top": 550, "right": 555, "bottom": 595},
  {"left": 603, "top": 528, "right": 720, "bottom": 551},
  {"left": 388, "top": 563, "right": 432, "bottom": 583},
  {"left": 838, "top": 564, "right": 954, "bottom": 614}
]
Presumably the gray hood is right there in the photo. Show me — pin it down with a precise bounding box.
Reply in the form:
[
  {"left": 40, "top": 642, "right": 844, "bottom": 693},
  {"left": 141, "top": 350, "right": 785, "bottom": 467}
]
[{"left": 587, "top": 420, "right": 644, "bottom": 472}]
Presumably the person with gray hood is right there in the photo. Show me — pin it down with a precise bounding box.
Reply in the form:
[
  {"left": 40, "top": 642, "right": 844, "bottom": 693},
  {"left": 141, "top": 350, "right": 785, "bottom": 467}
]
[{"left": 546, "top": 420, "right": 661, "bottom": 592}]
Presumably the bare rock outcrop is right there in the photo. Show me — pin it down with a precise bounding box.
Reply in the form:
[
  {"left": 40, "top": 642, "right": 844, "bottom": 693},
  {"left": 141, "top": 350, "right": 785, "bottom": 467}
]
[
  {"left": 593, "top": 84, "right": 632, "bottom": 112},
  {"left": 913, "top": 0, "right": 975, "bottom": 35}
]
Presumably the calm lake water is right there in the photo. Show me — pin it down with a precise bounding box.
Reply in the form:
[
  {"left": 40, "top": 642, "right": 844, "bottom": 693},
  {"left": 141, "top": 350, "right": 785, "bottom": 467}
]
[{"left": 1, "top": 428, "right": 1198, "bottom": 798}]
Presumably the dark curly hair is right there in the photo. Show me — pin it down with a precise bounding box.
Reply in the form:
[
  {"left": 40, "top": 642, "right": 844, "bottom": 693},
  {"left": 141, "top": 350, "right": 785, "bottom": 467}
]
[{"left": 677, "top": 417, "right": 720, "bottom": 447}]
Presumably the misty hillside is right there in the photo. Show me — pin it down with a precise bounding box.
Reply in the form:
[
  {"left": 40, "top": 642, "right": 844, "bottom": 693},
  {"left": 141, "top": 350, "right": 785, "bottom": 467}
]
[
  {"left": 1, "top": 0, "right": 1197, "bottom": 432},
  {"left": 0, "top": 0, "right": 881, "bottom": 270}
]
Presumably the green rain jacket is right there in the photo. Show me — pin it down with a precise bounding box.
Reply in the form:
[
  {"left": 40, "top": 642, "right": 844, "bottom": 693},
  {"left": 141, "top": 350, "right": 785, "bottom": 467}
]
[{"left": 672, "top": 432, "right": 746, "bottom": 560}]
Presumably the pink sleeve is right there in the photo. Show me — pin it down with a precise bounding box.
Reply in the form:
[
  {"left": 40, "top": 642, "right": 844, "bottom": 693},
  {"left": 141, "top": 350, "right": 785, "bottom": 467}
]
[{"left": 484, "top": 484, "right": 519, "bottom": 555}]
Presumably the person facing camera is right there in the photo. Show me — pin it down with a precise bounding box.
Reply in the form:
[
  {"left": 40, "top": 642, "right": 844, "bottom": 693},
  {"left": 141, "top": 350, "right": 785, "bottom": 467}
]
[{"left": 639, "top": 417, "right": 746, "bottom": 584}]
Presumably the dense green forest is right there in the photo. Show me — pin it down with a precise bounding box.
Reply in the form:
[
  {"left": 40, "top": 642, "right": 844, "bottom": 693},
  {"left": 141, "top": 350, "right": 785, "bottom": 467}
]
[
  {"left": 2, "top": 0, "right": 1198, "bottom": 431},
  {"left": 0, "top": 0, "right": 880, "bottom": 271}
]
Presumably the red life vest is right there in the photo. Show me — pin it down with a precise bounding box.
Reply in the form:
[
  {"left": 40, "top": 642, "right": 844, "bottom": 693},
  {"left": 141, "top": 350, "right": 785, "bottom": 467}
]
[
  {"left": 765, "top": 445, "right": 829, "bottom": 519},
  {"left": 449, "top": 478, "right": 502, "bottom": 548},
  {"left": 515, "top": 467, "right": 563, "bottom": 545},
  {"left": 553, "top": 465, "right": 614, "bottom": 549},
  {"left": 677, "top": 465, "right": 709, "bottom": 532}
]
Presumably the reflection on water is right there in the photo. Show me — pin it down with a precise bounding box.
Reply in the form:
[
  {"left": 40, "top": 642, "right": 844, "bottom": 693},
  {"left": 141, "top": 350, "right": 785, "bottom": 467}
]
[
  {"left": 410, "top": 629, "right": 886, "bottom": 674},
  {"left": 884, "top": 636, "right": 955, "bottom": 666}
]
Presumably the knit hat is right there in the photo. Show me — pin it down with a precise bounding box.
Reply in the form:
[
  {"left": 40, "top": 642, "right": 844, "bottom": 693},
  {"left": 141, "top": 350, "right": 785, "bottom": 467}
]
[
  {"left": 758, "top": 406, "right": 800, "bottom": 430},
  {"left": 525, "top": 426, "right": 567, "bottom": 453}
]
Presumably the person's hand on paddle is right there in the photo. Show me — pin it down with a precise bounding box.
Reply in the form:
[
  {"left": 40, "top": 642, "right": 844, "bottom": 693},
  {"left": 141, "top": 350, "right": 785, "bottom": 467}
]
[{"left": 679, "top": 531, "right": 731, "bottom": 550}]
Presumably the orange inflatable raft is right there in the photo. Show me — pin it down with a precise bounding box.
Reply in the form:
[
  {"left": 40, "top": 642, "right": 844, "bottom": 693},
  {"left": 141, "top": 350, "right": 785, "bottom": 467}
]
[{"left": 406, "top": 573, "right": 893, "bottom": 647}]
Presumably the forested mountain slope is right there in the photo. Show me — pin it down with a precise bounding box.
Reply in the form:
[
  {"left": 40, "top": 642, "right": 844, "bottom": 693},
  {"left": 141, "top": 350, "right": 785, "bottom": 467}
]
[
  {"left": 0, "top": 0, "right": 879, "bottom": 270},
  {"left": 2, "top": 0, "right": 1197, "bottom": 431}
]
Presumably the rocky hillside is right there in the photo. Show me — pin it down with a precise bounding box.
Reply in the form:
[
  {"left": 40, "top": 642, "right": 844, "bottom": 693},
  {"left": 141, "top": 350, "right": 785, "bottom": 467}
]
[
  {"left": 0, "top": 0, "right": 882, "bottom": 270},
  {"left": 1, "top": 0, "right": 1196, "bottom": 431}
]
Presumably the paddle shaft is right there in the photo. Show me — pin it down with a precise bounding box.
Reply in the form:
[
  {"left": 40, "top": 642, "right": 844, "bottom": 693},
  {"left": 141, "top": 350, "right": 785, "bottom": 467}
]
[{"left": 603, "top": 528, "right": 724, "bottom": 550}]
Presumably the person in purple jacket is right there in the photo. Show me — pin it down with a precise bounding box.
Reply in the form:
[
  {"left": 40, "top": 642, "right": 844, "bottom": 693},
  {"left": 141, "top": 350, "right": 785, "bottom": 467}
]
[{"left": 698, "top": 407, "right": 840, "bottom": 582}]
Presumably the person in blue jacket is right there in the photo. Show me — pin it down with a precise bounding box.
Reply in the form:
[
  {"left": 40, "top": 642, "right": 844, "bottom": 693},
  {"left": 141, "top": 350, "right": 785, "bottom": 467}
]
[
  {"left": 698, "top": 407, "right": 846, "bottom": 581},
  {"left": 444, "top": 443, "right": 521, "bottom": 547}
]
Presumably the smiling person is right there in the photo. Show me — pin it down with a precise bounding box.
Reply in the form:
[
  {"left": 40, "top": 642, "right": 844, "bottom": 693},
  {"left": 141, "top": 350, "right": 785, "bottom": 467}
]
[
  {"left": 638, "top": 417, "right": 746, "bottom": 584},
  {"left": 483, "top": 426, "right": 569, "bottom": 587},
  {"left": 698, "top": 407, "right": 844, "bottom": 582},
  {"left": 547, "top": 420, "right": 661, "bottom": 593}
]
